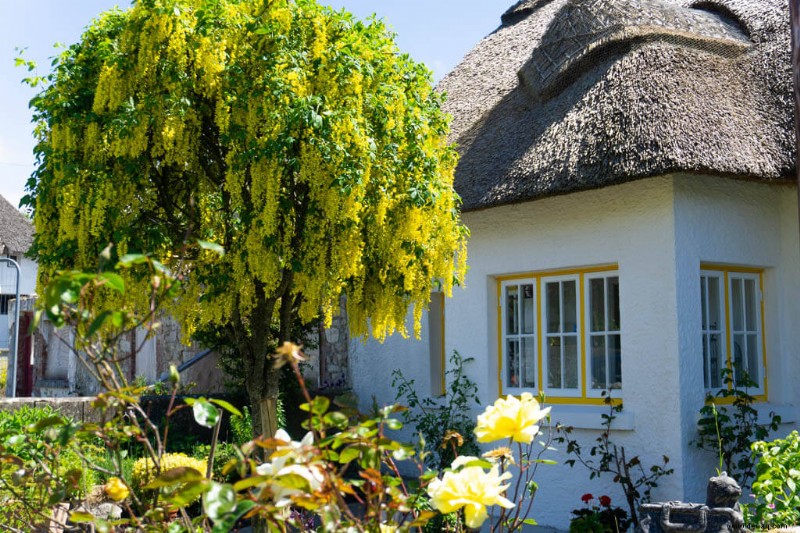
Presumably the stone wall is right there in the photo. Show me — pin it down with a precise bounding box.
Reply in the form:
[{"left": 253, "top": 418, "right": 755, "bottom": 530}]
[{"left": 318, "top": 295, "right": 350, "bottom": 390}]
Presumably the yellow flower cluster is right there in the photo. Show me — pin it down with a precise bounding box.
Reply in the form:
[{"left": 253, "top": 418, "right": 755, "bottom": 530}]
[
  {"left": 104, "top": 476, "right": 130, "bottom": 502},
  {"left": 427, "top": 456, "right": 514, "bottom": 529},
  {"left": 131, "top": 453, "right": 207, "bottom": 498}
]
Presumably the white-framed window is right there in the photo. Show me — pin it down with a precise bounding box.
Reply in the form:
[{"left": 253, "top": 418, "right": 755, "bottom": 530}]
[
  {"left": 700, "top": 267, "right": 765, "bottom": 396},
  {"left": 543, "top": 275, "right": 580, "bottom": 397},
  {"left": 586, "top": 273, "right": 621, "bottom": 393},
  {"left": 498, "top": 266, "right": 621, "bottom": 404},
  {"left": 501, "top": 280, "right": 537, "bottom": 391}
]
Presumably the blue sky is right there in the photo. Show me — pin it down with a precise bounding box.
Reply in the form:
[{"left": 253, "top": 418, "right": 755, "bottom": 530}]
[{"left": 0, "top": 0, "right": 510, "bottom": 209}]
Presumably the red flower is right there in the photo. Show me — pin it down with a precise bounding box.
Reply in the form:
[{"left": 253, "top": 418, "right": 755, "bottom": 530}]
[
  {"left": 581, "top": 493, "right": 593, "bottom": 504},
  {"left": 599, "top": 495, "right": 612, "bottom": 507}
]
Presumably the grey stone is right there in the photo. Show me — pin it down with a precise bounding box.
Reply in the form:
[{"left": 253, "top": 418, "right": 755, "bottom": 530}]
[{"left": 639, "top": 473, "right": 745, "bottom": 533}]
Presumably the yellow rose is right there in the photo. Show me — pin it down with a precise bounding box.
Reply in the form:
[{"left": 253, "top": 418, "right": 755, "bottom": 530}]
[
  {"left": 474, "top": 392, "right": 551, "bottom": 444},
  {"left": 104, "top": 476, "right": 130, "bottom": 502},
  {"left": 427, "top": 462, "right": 514, "bottom": 529}
]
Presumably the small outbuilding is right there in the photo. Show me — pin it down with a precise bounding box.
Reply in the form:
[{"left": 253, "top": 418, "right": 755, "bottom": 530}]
[
  {"left": 0, "top": 194, "right": 37, "bottom": 352},
  {"left": 349, "top": 0, "right": 800, "bottom": 529}
]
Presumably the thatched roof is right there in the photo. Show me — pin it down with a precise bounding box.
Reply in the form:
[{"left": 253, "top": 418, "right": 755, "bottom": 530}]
[
  {"left": 0, "top": 195, "right": 33, "bottom": 255},
  {"left": 439, "top": 0, "right": 794, "bottom": 211}
]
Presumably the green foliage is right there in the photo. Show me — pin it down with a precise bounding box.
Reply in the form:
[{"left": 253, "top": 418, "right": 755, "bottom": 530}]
[
  {"left": 694, "top": 367, "right": 781, "bottom": 489},
  {"left": 229, "top": 406, "right": 253, "bottom": 446},
  {"left": 0, "top": 405, "right": 91, "bottom": 528},
  {"left": 392, "top": 351, "right": 480, "bottom": 470},
  {"left": 0, "top": 359, "right": 6, "bottom": 393},
  {"left": 3, "top": 260, "right": 553, "bottom": 532},
  {"left": 748, "top": 430, "right": 800, "bottom": 529},
  {"left": 25, "top": 0, "right": 467, "bottom": 438},
  {"left": 558, "top": 393, "right": 673, "bottom": 531}
]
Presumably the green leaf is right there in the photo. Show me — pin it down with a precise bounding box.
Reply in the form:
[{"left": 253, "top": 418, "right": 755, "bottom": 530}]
[
  {"left": 322, "top": 411, "right": 348, "bottom": 428},
  {"left": 117, "top": 254, "right": 147, "bottom": 267},
  {"left": 209, "top": 398, "right": 242, "bottom": 418},
  {"left": 31, "top": 416, "right": 65, "bottom": 432},
  {"left": 385, "top": 418, "right": 402, "bottom": 430},
  {"left": 99, "top": 272, "right": 125, "bottom": 293},
  {"left": 166, "top": 479, "right": 209, "bottom": 506},
  {"left": 109, "top": 311, "right": 125, "bottom": 328},
  {"left": 198, "top": 240, "right": 225, "bottom": 256},
  {"left": 301, "top": 397, "right": 331, "bottom": 415},
  {"left": 523, "top": 518, "right": 538, "bottom": 525},
  {"left": 144, "top": 467, "right": 203, "bottom": 489},
  {"left": 339, "top": 446, "right": 361, "bottom": 464},
  {"left": 210, "top": 501, "right": 255, "bottom": 533},
  {"left": 69, "top": 511, "right": 95, "bottom": 523},
  {"left": 204, "top": 481, "right": 236, "bottom": 521},
  {"left": 233, "top": 475, "right": 269, "bottom": 492},
  {"left": 86, "top": 311, "right": 112, "bottom": 337},
  {"left": 190, "top": 398, "right": 220, "bottom": 428}
]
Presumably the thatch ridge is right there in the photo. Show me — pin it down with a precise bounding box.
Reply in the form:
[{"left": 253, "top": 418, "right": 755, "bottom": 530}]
[{"left": 440, "top": 0, "right": 794, "bottom": 211}]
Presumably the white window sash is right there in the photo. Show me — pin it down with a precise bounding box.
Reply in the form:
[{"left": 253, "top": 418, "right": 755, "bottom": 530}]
[
  {"left": 584, "top": 273, "right": 622, "bottom": 397},
  {"left": 541, "top": 274, "right": 582, "bottom": 397}
]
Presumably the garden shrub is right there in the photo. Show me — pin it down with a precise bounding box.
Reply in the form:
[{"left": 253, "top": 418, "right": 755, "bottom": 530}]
[
  {"left": 558, "top": 393, "right": 673, "bottom": 531},
  {"left": 131, "top": 453, "right": 208, "bottom": 505},
  {"left": 749, "top": 430, "right": 800, "bottom": 529},
  {"left": 694, "top": 367, "right": 780, "bottom": 489},
  {"left": 392, "top": 350, "right": 481, "bottom": 470}
]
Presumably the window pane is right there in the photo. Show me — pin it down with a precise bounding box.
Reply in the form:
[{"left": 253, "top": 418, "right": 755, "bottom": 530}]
[
  {"left": 702, "top": 333, "right": 710, "bottom": 388},
  {"left": 590, "top": 279, "right": 605, "bottom": 332},
  {"left": 709, "top": 333, "right": 722, "bottom": 389},
  {"left": 607, "top": 277, "right": 620, "bottom": 331},
  {"left": 507, "top": 339, "right": 519, "bottom": 388},
  {"left": 564, "top": 336, "right": 578, "bottom": 389},
  {"left": 563, "top": 280, "right": 577, "bottom": 333},
  {"left": 522, "top": 337, "right": 536, "bottom": 387},
  {"left": 746, "top": 334, "right": 759, "bottom": 384},
  {"left": 522, "top": 284, "right": 535, "bottom": 334},
  {"left": 733, "top": 333, "right": 745, "bottom": 385},
  {"left": 591, "top": 335, "right": 606, "bottom": 389},
  {"left": 745, "top": 279, "right": 757, "bottom": 331},
  {"left": 506, "top": 286, "right": 519, "bottom": 335},
  {"left": 731, "top": 278, "right": 744, "bottom": 331},
  {"left": 546, "top": 282, "right": 560, "bottom": 333},
  {"left": 609, "top": 334, "right": 622, "bottom": 389},
  {"left": 701, "top": 277, "right": 708, "bottom": 330},
  {"left": 707, "top": 276, "right": 720, "bottom": 331},
  {"left": 547, "top": 338, "right": 562, "bottom": 388}
]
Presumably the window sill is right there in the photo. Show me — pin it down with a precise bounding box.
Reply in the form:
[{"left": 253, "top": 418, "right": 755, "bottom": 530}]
[{"left": 549, "top": 404, "right": 635, "bottom": 431}]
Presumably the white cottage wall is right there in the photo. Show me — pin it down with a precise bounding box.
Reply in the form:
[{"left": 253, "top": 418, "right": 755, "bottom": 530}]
[
  {"left": 349, "top": 175, "right": 799, "bottom": 530},
  {"left": 350, "top": 302, "right": 434, "bottom": 449},
  {"left": 672, "top": 175, "right": 800, "bottom": 501},
  {"left": 449, "top": 176, "right": 684, "bottom": 529}
]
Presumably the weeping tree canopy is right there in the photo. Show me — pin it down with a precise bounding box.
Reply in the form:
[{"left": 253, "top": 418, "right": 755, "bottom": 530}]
[
  {"left": 25, "top": 0, "right": 467, "bottom": 436},
  {"left": 26, "top": 0, "right": 467, "bottom": 347}
]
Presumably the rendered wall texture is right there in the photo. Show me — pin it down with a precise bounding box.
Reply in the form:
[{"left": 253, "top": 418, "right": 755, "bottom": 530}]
[{"left": 350, "top": 174, "right": 800, "bottom": 530}]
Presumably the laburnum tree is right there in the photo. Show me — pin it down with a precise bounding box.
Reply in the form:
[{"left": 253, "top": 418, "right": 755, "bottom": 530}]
[{"left": 24, "top": 0, "right": 467, "bottom": 436}]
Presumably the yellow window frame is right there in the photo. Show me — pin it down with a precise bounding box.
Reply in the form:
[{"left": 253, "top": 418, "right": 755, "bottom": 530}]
[
  {"left": 700, "top": 264, "right": 768, "bottom": 403},
  {"left": 496, "top": 264, "right": 620, "bottom": 405}
]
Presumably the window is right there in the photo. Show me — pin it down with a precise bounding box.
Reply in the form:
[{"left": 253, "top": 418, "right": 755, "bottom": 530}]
[
  {"left": 499, "top": 266, "right": 620, "bottom": 403},
  {"left": 700, "top": 266, "right": 765, "bottom": 396}
]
